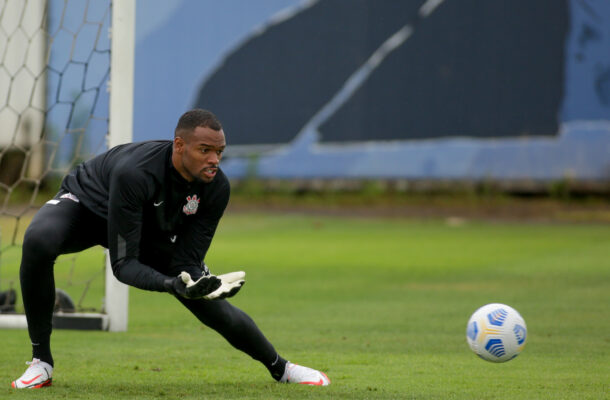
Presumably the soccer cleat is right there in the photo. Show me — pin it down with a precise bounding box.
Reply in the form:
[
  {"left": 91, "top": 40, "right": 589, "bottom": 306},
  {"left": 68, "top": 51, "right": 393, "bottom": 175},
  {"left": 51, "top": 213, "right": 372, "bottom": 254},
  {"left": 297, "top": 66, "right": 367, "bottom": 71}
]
[
  {"left": 279, "top": 362, "right": 330, "bottom": 386},
  {"left": 11, "top": 358, "right": 53, "bottom": 389}
]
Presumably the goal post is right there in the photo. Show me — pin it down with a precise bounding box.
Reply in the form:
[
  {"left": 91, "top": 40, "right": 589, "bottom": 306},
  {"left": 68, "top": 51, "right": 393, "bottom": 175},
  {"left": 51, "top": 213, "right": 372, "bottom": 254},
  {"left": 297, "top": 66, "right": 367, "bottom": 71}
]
[{"left": 104, "top": 0, "right": 135, "bottom": 332}]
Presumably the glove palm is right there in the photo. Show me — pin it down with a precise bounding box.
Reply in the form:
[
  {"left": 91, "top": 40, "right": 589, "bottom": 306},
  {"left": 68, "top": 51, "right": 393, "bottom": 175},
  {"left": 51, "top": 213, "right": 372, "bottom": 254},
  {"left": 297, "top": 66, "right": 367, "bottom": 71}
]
[
  {"left": 181, "top": 271, "right": 245, "bottom": 300},
  {"left": 164, "top": 273, "right": 221, "bottom": 299}
]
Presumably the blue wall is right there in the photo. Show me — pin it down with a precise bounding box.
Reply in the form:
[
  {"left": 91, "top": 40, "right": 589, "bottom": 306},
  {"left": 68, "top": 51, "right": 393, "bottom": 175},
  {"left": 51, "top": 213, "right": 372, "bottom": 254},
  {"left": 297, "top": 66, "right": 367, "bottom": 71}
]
[{"left": 134, "top": 0, "right": 610, "bottom": 181}]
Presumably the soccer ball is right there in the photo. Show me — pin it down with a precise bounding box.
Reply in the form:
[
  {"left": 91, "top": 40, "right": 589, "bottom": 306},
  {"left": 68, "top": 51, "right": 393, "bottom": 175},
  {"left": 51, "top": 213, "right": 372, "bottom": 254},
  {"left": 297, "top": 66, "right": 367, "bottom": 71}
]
[{"left": 466, "top": 303, "right": 527, "bottom": 362}]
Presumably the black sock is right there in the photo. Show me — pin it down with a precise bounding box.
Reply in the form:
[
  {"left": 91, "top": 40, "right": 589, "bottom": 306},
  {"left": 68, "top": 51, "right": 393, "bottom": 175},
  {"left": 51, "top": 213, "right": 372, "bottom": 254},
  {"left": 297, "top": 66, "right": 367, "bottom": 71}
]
[
  {"left": 32, "top": 340, "right": 54, "bottom": 367},
  {"left": 267, "top": 354, "right": 288, "bottom": 381}
]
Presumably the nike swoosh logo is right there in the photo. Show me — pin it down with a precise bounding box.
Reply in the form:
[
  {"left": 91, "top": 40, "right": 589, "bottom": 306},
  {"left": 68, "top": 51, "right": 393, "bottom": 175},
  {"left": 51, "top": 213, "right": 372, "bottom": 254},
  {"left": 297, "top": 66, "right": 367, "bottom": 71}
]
[
  {"left": 154, "top": 201, "right": 164, "bottom": 206},
  {"left": 170, "top": 235, "right": 177, "bottom": 243},
  {"left": 20, "top": 374, "right": 42, "bottom": 385}
]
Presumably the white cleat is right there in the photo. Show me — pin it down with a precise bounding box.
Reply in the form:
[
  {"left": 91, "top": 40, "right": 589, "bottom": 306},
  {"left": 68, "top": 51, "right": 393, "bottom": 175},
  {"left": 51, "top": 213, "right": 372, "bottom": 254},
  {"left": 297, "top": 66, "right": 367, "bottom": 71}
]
[
  {"left": 11, "top": 358, "right": 53, "bottom": 389},
  {"left": 280, "top": 362, "right": 330, "bottom": 386}
]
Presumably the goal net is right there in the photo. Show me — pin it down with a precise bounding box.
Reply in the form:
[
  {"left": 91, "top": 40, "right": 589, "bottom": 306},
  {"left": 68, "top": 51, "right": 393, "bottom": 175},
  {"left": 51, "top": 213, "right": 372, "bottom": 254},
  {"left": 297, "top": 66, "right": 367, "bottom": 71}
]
[{"left": 0, "top": 0, "right": 132, "bottom": 331}]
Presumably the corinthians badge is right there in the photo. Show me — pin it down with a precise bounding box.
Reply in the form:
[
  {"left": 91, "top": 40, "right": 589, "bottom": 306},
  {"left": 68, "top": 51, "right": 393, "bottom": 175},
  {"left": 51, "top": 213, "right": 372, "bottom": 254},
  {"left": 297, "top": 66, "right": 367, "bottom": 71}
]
[{"left": 183, "top": 194, "right": 200, "bottom": 215}]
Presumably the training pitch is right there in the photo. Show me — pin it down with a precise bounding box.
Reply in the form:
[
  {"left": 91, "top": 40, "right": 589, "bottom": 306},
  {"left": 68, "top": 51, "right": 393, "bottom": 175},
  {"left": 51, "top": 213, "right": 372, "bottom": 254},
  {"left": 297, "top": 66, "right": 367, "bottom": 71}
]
[{"left": 0, "top": 212, "right": 608, "bottom": 399}]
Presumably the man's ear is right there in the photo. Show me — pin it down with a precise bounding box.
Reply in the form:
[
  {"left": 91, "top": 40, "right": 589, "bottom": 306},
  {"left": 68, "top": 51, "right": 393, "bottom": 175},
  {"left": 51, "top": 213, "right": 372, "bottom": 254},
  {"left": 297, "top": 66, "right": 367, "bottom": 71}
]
[{"left": 173, "top": 136, "right": 185, "bottom": 153}]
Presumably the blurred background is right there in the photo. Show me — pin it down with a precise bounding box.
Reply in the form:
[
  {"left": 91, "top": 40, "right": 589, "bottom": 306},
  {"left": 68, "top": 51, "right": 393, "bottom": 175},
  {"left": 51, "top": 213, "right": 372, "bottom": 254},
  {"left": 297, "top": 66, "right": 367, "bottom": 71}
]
[
  {"left": 135, "top": 0, "right": 610, "bottom": 187},
  {"left": 1, "top": 0, "right": 609, "bottom": 212}
]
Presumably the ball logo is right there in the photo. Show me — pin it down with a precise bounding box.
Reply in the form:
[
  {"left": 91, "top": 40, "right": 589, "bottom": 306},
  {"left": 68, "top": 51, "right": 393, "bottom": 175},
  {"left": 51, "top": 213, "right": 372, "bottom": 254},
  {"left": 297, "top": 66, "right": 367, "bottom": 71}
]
[
  {"left": 183, "top": 195, "right": 200, "bottom": 215},
  {"left": 485, "top": 338, "right": 506, "bottom": 357},
  {"left": 513, "top": 324, "right": 527, "bottom": 345},
  {"left": 467, "top": 321, "right": 479, "bottom": 341},
  {"left": 487, "top": 308, "right": 508, "bottom": 326}
]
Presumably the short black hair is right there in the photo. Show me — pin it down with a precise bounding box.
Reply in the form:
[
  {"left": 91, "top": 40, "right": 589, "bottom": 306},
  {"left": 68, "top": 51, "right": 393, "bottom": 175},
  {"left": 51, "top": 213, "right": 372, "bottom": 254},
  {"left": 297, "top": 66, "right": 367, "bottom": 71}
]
[{"left": 174, "top": 109, "right": 222, "bottom": 138}]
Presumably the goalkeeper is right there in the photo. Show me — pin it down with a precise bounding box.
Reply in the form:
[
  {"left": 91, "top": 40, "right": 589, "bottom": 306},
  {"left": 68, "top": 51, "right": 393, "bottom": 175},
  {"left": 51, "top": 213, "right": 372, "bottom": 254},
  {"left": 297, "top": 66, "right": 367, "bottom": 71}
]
[{"left": 11, "top": 109, "right": 330, "bottom": 389}]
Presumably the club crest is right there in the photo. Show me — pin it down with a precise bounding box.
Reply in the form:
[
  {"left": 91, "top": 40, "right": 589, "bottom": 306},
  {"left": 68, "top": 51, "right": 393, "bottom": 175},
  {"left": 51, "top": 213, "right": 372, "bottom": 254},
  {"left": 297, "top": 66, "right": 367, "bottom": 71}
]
[{"left": 183, "top": 195, "right": 200, "bottom": 215}]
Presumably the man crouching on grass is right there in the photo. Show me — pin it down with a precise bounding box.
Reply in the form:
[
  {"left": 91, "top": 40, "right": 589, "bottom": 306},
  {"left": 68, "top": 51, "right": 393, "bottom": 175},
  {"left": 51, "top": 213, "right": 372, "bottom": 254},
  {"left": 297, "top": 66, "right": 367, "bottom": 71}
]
[{"left": 12, "top": 109, "right": 330, "bottom": 389}]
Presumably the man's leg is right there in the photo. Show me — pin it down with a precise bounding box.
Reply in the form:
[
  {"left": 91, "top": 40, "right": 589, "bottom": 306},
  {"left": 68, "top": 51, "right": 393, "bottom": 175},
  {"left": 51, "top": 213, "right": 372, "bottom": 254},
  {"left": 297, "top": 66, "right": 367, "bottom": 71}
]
[
  {"left": 19, "top": 193, "right": 106, "bottom": 368},
  {"left": 176, "top": 296, "right": 288, "bottom": 380},
  {"left": 166, "top": 265, "right": 329, "bottom": 385}
]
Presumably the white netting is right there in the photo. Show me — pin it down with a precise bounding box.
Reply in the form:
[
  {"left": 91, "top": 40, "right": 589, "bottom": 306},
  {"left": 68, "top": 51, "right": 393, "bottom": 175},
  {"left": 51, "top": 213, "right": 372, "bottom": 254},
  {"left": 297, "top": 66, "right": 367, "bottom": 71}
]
[{"left": 0, "top": 0, "right": 111, "bottom": 314}]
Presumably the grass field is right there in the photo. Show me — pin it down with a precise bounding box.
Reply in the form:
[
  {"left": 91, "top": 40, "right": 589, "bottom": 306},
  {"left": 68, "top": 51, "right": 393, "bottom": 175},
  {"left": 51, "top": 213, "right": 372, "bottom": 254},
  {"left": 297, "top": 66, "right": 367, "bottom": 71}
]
[{"left": 0, "top": 212, "right": 608, "bottom": 399}]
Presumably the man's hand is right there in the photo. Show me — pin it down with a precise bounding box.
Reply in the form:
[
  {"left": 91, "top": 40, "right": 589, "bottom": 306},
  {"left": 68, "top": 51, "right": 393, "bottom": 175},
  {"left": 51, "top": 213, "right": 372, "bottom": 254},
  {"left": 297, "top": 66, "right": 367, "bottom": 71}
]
[
  {"left": 164, "top": 272, "right": 221, "bottom": 299},
  {"left": 203, "top": 271, "right": 245, "bottom": 300}
]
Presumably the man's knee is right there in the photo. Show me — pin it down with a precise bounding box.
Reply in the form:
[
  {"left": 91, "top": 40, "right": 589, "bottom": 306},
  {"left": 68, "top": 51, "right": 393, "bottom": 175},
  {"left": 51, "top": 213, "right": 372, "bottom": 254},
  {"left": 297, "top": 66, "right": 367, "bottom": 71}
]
[{"left": 22, "top": 223, "right": 62, "bottom": 261}]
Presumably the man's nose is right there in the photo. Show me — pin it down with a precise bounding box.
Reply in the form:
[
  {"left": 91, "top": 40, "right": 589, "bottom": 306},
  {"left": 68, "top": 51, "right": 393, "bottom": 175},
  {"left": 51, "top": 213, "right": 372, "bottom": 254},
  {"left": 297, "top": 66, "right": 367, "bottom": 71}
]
[{"left": 208, "top": 152, "right": 219, "bottom": 164}]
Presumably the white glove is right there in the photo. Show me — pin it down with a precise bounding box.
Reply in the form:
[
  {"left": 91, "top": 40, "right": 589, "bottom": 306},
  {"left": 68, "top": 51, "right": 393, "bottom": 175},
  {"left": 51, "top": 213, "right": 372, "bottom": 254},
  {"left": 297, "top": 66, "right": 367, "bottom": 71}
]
[
  {"left": 181, "top": 271, "right": 245, "bottom": 300},
  {"left": 170, "top": 272, "right": 220, "bottom": 299}
]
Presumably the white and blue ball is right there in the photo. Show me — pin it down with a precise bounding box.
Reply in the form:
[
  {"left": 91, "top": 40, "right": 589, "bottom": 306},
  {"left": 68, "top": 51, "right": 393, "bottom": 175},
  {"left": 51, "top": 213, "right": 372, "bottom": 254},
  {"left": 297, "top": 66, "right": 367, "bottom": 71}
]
[{"left": 466, "top": 303, "right": 527, "bottom": 362}]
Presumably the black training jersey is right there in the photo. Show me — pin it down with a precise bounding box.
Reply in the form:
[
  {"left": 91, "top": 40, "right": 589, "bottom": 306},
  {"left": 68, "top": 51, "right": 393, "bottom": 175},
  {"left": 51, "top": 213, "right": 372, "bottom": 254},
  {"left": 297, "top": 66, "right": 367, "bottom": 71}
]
[{"left": 62, "top": 140, "right": 229, "bottom": 276}]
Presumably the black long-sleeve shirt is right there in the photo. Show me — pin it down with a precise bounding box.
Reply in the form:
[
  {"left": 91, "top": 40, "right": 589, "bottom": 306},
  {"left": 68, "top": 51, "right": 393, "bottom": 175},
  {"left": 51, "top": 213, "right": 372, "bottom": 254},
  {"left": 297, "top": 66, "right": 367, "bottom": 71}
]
[{"left": 61, "top": 140, "right": 230, "bottom": 291}]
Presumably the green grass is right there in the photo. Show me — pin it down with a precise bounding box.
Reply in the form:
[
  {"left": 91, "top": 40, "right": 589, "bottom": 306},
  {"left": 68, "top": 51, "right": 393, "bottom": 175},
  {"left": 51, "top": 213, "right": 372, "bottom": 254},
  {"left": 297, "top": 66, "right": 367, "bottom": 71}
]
[{"left": 0, "top": 213, "right": 608, "bottom": 399}]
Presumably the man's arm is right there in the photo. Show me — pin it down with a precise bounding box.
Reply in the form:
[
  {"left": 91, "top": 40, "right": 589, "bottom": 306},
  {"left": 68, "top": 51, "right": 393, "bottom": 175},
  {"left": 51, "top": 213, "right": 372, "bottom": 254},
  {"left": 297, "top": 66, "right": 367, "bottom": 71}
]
[{"left": 106, "top": 167, "right": 169, "bottom": 291}]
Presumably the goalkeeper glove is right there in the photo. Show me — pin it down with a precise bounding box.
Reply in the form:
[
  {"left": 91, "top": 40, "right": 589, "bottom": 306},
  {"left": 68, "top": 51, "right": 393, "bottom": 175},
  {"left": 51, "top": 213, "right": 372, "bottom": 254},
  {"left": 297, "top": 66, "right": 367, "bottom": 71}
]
[
  {"left": 204, "top": 271, "right": 246, "bottom": 300},
  {"left": 164, "top": 272, "right": 221, "bottom": 299},
  {"left": 178, "top": 271, "right": 246, "bottom": 300}
]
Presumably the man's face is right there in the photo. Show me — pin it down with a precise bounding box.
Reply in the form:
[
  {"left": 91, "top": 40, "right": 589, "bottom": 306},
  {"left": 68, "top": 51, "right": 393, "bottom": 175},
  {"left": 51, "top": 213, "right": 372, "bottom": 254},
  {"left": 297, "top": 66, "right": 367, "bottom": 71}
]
[{"left": 173, "top": 126, "right": 226, "bottom": 183}]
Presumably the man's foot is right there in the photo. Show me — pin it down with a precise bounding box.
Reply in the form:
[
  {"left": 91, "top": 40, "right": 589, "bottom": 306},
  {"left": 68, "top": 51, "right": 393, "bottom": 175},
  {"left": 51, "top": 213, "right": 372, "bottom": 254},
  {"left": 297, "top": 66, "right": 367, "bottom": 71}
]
[
  {"left": 11, "top": 358, "right": 53, "bottom": 389},
  {"left": 279, "top": 362, "right": 330, "bottom": 386}
]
